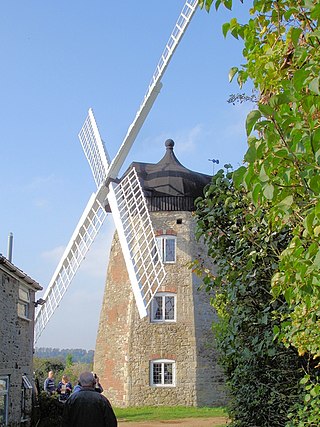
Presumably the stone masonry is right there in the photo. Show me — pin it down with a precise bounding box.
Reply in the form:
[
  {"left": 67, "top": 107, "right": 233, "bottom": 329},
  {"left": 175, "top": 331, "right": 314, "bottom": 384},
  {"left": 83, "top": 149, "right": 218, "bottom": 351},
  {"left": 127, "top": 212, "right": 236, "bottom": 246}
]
[
  {"left": 94, "top": 211, "right": 226, "bottom": 407},
  {"left": 0, "top": 255, "right": 42, "bottom": 427}
]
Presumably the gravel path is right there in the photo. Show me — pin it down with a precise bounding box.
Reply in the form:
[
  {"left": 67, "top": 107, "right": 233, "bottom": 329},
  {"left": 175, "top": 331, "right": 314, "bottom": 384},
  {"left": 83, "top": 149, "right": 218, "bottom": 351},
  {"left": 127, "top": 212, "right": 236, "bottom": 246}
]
[{"left": 118, "top": 416, "right": 228, "bottom": 426}]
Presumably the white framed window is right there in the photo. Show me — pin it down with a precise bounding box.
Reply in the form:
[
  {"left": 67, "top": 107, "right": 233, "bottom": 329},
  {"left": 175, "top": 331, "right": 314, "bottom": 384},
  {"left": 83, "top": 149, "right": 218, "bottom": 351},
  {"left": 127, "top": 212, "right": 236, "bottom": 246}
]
[
  {"left": 156, "top": 236, "right": 176, "bottom": 263},
  {"left": 18, "top": 285, "right": 30, "bottom": 320},
  {"left": 0, "top": 376, "right": 9, "bottom": 425},
  {"left": 21, "top": 375, "right": 33, "bottom": 422},
  {"left": 150, "top": 360, "right": 176, "bottom": 387},
  {"left": 151, "top": 293, "right": 176, "bottom": 322}
]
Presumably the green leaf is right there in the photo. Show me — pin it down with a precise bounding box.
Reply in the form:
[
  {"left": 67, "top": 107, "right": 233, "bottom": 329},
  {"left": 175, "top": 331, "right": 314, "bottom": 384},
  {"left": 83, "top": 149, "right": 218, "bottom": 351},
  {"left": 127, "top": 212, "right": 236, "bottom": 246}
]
[
  {"left": 252, "top": 182, "right": 262, "bottom": 205},
  {"left": 309, "top": 176, "right": 320, "bottom": 194},
  {"left": 232, "top": 166, "right": 246, "bottom": 188},
  {"left": 309, "top": 77, "right": 320, "bottom": 95},
  {"left": 300, "top": 375, "right": 310, "bottom": 385},
  {"left": 259, "top": 165, "right": 269, "bottom": 183},
  {"left": 277, "top": 195, "right": 294, "bottom": 210},
  {"left": 223, "top": 0, "right": 232, "bottom": 11},
  {"left": 246, "top": 110, "right": 261, "bottom": 136},
  {"left": 229, "top": 66, "right": 238, "bottom": 82},
  {"left": 304, "top": 212, "right": 315, "bottom": 236},
  {"left": 244, "top": 144, "right": 257, "bottom": 163},
  {"left": 313, "top": 248, "right": 320, "bottom": 268},
  {"left": 290, "top": 27, "right": 302, "bottom": 46},
  {"left": 222, "top": 22, "right": 230, "bottom": 38},
  {"left": 258, "top": 103, "right": 274, "bottom": 117},
  {"left": 263, "top": 183, "right": 274, "bottom": 200},
  {"left": 293, "top": 69, "right": 308, "bottom": 92},
  {"left": 269, "top": 93, "right": 292, "bottom": 108}
]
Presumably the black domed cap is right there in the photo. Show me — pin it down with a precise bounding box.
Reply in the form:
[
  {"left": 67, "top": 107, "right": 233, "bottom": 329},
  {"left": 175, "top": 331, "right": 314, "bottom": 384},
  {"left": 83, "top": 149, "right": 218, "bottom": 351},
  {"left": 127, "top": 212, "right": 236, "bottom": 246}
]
[{"left": 126, "top": 139, "right": 211, "bottom": 199}]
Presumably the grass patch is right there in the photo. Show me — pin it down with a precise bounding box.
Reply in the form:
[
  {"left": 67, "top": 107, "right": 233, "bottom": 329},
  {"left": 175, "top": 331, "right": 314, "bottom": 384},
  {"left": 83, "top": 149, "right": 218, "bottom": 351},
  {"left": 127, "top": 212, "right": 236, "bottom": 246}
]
[{"left": 114, "top": 406, "right": 227, "bottom": 422}]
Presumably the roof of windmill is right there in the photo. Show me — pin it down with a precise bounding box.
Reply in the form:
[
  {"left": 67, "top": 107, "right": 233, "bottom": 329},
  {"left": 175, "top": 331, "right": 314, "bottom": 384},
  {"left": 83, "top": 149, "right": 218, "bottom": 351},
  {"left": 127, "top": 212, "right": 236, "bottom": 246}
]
[
  {"left": 128, "top": 139, "right": 212, "bottom": 199},
  {"left": 105, "top": 140, "right": 212, "bottom": 212},
  {"left": 129, "top": 139, "right": 211, "bottom": 202}
]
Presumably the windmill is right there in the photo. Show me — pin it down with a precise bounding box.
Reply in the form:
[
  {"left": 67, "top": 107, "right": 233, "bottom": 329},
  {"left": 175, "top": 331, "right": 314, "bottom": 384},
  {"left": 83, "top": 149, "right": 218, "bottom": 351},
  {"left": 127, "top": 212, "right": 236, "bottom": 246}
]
[{"left": 34, "top": 0, "right": 199, "bottom": 343}]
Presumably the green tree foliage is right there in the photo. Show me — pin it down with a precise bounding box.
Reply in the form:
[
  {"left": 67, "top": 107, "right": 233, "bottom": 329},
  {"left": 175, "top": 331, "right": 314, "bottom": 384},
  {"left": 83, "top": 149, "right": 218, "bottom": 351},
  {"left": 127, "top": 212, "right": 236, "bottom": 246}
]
[
  {"left": 33, "top": 357, "right": 65, "bottom": 391},
  {"left": 194, "top": 169, "right": 305, "bottom": 426},
  {"left": 65, "top": 353, "right": 73, "bottom": 368},
  {"left": 197, "top": 0, "right": 319, "bottom": 424}
]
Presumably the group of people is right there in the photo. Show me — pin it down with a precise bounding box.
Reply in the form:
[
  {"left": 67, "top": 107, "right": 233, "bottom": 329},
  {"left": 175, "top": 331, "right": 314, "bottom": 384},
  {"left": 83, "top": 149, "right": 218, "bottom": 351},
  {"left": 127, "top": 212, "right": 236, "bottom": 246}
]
[
  {"left": 43, "top": 370, "right": 117, "bottom": 426},
  {"left": 44, "top": 371, "right": 73, "bottom": 401}
]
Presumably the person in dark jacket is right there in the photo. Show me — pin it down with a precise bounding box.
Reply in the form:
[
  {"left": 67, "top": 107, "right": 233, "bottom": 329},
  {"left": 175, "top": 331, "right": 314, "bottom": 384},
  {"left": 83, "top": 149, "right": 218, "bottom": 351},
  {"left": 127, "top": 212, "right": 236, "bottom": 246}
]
[
  {"left": 57, "top": 375, "right": 72, "bottom": 402},
  {"left": 44, "top": 371, "right": 56, "bottom": 395},
  {"left": 61, "top": 371, "right": 117, "bottom": 427}
]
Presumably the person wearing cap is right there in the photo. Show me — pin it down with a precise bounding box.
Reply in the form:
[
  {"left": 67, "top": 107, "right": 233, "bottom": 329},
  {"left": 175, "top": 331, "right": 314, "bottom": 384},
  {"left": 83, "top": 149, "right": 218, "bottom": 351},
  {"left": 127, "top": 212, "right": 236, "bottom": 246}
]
[{"left": 61, "top": 371, "right": 117, "bottom": 427}]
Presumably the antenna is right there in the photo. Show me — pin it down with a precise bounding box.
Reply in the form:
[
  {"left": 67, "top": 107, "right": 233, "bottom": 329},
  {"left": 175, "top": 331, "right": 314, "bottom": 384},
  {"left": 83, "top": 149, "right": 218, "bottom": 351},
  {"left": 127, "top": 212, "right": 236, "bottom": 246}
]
[
  {"left": 208, "top": 158, "right": 219, "bottom": 175},
  {"left": 7, "top": 232, "right": 13, "bottom": 262}
]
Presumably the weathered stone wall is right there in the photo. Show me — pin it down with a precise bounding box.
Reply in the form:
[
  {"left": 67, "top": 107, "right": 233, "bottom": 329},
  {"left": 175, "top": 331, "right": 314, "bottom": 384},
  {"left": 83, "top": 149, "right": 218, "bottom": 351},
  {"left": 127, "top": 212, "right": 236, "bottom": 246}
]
[
  {"left": 0, "top": 268, "right": 36, "bottom": 426},
  {"left": 94, "top": 211, "right": 226, "bottom": 407},
  {"left": 94, "top": 236, "right": 133, "bottom": 405}
]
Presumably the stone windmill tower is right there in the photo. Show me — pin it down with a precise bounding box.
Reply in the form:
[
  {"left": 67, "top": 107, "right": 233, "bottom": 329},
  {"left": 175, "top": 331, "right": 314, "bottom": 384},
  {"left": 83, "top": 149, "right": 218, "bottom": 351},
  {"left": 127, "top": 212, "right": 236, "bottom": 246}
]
[{"left": 94, "top": 139, "right": 226, "bottom": 407}]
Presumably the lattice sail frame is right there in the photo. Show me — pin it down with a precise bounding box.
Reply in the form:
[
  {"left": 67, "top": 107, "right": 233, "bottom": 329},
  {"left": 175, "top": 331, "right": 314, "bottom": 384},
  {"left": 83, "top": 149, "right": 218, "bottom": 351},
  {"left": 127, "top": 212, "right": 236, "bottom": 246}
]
[
  {"left": 107, "top": 168, "right": 166, "bottom": 318},
  {"left": 34, "top": 185, "right": 108, "bottom": 342},
  {"left": 145, "top": 0, "right": 198, "bottom": 99},
  {"left": 78, "top": 108, "right": 110, "bottom": 188}
]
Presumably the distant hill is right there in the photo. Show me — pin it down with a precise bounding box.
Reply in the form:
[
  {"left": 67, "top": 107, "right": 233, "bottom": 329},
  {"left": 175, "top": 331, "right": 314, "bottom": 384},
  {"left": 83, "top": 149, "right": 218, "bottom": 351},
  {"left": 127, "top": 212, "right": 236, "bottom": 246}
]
[{"left": 35, "top": 347, "right": 94, "bottom": 364}]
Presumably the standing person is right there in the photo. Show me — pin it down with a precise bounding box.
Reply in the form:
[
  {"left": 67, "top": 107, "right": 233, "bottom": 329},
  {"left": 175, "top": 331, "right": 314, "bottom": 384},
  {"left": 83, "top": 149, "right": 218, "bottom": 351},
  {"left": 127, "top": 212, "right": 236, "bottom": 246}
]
[
  {"left": 72, "top": 381, "right": 82, "bottom": 394},
  {"left": 94, "top": 373, "right": 104, "bottom": 393},
  {"left": 61, "top": 371, "right": 117, "bottom": 427},
  {"left": 44, "top": 370, "right": 56, "bottom": 395},
  {"left": 57, "top": 375, "right": 72, "bottom": 402}
]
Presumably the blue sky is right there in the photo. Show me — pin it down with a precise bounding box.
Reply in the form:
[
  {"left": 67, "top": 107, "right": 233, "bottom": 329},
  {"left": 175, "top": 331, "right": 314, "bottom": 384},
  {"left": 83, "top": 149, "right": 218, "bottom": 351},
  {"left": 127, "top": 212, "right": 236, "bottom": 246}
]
[{"left": 0, "top": 1, "right": 252, "bottom": 350}]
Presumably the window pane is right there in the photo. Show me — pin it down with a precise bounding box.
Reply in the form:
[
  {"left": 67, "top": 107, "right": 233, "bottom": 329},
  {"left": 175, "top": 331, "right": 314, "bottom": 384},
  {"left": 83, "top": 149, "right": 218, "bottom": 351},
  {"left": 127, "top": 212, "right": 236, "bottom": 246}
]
[
  {"left": 165, "top": 238, "right": 175, "bottom": 262},
  {"left": 0, "top": 395, "right": 6, "bottom": 423},
  {"left": 19, "top": 287, "right": 30, "bottom": 302},
  {"left": 0, "top": 378, "right": 8, "bottom": 426},
  {"left": 156, "top": 238, "right": 162, "bottom": 261},
  {"left": 153, "top": 363, "right": 162, "bottom": 384},
  {"left": 0, "top": 379, "right": 8, "bottom": 392},
  {"left": 163, "top": 363, "right": 173, "bottom": 384},
  {"left": 153, "top": 297, "right": 163, "bottom": 320},
  {"left": 164, "top": 296, "right": 175, "bottom": 320},
  {"left": 18, "top": 302, "right": 29, "bottom": 318}
]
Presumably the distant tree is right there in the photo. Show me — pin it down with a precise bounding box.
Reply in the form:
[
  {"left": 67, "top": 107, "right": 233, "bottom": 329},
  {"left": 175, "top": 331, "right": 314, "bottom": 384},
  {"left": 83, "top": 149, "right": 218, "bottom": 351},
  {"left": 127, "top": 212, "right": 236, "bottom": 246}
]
[
  {"left": 34, "top": 347, "right": 94, "bottom": 364},
  {"left": 64, "top": 362, "right": 93, "bottom": 386},
  {"left": 65, "top": 354, "right": 73, "bottom": 368}
]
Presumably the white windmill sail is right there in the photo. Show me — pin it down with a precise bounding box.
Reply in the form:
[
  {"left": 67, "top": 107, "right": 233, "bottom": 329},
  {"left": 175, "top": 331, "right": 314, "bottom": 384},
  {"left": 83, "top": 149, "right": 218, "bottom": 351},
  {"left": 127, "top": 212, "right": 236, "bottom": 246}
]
[
  {"left": 34, "top": 0, "right": 198, "bottom": 343},
  {"left": 108, "top": 168, "right": 166, "bottom": 318},
  {"left": 34, "top": 185, "right": 108, "bottom": 342},
  {"left": 78, "top": 108, "right": 111, "bottom": 188}
]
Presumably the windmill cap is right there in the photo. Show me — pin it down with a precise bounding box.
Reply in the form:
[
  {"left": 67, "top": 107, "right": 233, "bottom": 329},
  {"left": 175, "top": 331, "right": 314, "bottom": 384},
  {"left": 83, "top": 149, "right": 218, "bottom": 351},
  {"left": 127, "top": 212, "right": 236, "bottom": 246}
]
[{"left": 111, "top": 139, "right": 212, "bottom": 212}]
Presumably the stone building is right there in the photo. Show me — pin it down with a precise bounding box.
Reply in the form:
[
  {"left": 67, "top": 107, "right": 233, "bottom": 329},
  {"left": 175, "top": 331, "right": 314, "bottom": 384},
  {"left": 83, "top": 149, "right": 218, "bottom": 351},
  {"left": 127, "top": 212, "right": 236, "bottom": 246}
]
[
  {"left": 94, "top": 140, "right": 226, "bottom": 407},
  {"left": 0, "top": 254, "right": 42, "bottom": 426}
]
